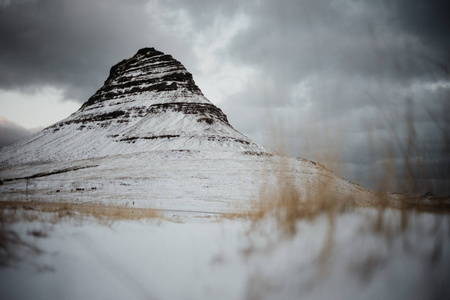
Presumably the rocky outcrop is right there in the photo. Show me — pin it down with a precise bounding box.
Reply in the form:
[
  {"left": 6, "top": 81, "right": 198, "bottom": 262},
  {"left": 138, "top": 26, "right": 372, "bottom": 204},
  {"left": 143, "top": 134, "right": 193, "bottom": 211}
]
[{"left": 80, "top": 47, "right": 204, "bottom": 109}]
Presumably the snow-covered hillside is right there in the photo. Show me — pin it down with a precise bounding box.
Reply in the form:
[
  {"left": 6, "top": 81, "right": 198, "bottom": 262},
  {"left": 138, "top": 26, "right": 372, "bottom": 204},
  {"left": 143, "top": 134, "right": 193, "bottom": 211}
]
[
  {"left": 0, "top": 150, "right": 376, "bottom": 211},
  {"left": 0, "top": 47, "right": 376, "bottom": 208}
]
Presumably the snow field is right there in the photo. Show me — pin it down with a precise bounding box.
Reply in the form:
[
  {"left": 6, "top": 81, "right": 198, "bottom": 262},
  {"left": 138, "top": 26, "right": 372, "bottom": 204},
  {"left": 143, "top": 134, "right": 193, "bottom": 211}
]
[{"left": 1, "top": 206, "right": 449, "bottom": 300}]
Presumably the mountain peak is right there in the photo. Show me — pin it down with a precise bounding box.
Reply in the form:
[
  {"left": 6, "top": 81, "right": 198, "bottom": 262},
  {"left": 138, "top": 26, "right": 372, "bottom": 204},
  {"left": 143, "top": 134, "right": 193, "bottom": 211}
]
[
  {"left": 135, "top": 47, "right": 160, "bottom": 56},
  {"left": 81, "top": 47, "right": 204, "bottom": 110}
]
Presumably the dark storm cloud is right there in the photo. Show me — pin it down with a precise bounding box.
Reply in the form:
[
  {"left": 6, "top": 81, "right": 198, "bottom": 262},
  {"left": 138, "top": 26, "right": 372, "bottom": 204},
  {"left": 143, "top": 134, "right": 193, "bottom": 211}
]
[
  {"left": 0, "top": 0, "right": 195, "bottom": 102},
  {"left": 231, "top": 0, "right": 449, "bottom": 91},
  {"left": 390, "top": 0, "right": 450, "bottom": 59}
]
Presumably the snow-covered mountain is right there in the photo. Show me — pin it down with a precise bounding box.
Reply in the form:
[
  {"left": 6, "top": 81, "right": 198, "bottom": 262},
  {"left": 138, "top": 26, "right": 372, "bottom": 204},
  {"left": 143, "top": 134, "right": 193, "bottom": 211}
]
[
  {"left": 0, "top": 48, "right": 375, "bottom": 211},
  {"left": 0, "top": 48, "right": 267, "bottom": 166}
]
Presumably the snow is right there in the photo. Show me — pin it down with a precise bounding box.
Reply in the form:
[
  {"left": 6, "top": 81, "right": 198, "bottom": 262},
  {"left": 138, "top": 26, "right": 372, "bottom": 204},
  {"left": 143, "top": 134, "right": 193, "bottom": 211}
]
[
  {"left": 1, "top": 208, "right": 449, "bottom": 300},
  {"left": 0, "top": 151, "right": 374, "bottom": 211}
]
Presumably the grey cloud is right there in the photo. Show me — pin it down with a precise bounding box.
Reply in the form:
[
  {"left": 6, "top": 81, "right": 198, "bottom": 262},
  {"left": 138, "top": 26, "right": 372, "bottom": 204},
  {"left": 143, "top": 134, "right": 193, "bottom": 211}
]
[
  {"left": 228, "top": 0, "right": 447, "bottom": 85},
  {"left": 164, "top": 0, "right": 243, "bottom": 28},
  {"left": 0, "top": 117, "right": 36, "bottom": 148}
]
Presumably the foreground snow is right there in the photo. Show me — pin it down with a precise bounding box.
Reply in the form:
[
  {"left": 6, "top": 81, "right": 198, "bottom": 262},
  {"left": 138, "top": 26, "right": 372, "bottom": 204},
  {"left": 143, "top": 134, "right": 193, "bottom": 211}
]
[{"left": 1, "top": 207, "right": 449, "bottom": 300}]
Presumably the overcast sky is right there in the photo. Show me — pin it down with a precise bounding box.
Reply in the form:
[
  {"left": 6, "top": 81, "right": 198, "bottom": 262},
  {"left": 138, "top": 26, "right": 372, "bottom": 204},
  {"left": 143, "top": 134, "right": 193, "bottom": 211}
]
[{"left": 0, "top": 0, "right": 449, "bottom": 193}]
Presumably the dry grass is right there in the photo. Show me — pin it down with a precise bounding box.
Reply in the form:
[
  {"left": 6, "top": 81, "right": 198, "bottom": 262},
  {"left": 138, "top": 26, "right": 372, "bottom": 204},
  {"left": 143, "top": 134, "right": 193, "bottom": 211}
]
[
  {"left": 225, "top": 153, "right": 346, "bottom": 266},
  {"left": 0, "top": 200, "right": 163, "bottom": 225},
  {"left": 256, "top": 164, "right": 338, "bottom": 237}
]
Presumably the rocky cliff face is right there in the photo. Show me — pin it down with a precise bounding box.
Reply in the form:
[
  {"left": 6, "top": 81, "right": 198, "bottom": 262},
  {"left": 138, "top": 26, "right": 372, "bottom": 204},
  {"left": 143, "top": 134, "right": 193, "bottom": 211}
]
[{"left": 0, "top": 48, "right": 268, "bottom": 166}]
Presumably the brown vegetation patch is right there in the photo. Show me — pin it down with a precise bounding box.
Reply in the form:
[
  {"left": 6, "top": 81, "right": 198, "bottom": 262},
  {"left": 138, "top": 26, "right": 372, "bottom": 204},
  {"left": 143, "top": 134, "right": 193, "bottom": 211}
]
[{"left": 0, "top": 201, "right": 163, "bottom": 224}]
